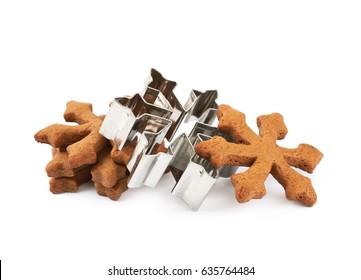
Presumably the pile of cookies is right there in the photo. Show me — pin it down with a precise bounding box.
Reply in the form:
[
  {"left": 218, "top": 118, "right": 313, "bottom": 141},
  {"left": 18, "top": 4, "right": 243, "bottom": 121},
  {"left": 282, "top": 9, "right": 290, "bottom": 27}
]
[{"left": 34, "top": 101, "right": 129, "bottom": 200}]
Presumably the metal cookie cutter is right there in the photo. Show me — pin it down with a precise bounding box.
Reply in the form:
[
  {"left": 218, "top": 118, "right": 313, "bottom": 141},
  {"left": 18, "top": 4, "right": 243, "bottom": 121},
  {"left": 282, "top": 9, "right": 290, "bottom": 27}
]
[
  {"left": 169, "top": 108, "right": 237, "bottom": 211},
  {"left": 99, "top": 89, "right": 174, "bottom": 189},
  {"left": 145, "top": 68, "right": 218, "bottom": 140},
  {"left": 99, "top": 69, "right": 219, "bottom": 189}
]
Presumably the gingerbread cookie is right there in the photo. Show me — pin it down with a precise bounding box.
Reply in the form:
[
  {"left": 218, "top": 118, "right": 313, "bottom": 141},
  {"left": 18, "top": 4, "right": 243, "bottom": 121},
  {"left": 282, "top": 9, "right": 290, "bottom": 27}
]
[
  {"left": 35, "top": 101, "right": 108, "bottom": 195},
  {"left": 195, "top": 104, "right": 323, "bottom": 206},
  {"left": 34, "top": 101, "right": 107, "bottom": 169}
]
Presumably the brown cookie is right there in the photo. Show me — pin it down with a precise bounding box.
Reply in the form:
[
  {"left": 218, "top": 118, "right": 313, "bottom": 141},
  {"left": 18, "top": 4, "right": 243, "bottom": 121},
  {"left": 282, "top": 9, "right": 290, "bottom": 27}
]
[
  {"left": 34, "top": 101, "right": 107, "bottom": 169},
  {"left": 195, "top": 104, "right": 323, "bottom": 206}
]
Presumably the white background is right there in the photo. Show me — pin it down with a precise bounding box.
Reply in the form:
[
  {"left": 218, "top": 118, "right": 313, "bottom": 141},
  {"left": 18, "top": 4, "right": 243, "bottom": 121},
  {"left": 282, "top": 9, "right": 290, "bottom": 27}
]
[{"left": 1, "top": 0, "right": 360, "bottom": 279}]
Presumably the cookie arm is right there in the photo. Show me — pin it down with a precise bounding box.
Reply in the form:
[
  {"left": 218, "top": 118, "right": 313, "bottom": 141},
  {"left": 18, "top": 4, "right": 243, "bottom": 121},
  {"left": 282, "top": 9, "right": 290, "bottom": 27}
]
[
  {"left": 271, "top": 159, "right": 317, "bottom": 206},
  {"left": 110, "top": 142, "right": 135, "bottom": 165},
  {"left": 94, "top": 178, "right": 128, "bottom": 201},
  {"left": 34, "top": 123, "right": 91, "bottom": 147},
  {"left": 257, "top": 113, "right": 288, "bottom": 140},
  {"left": 217, "top": 105, "right": 259, "bottom": 144},
  {"left": 46, "top": 149, "right": 76, "bottom": 177},
  {"left": 281, "top": 144, "right": 323, "bottom": 173},
  {"left": 231, "top": 158, "right": 271, "bottom": 203},
  {"left": 66, "top": 120, "right": 107, "bottom": 169},
  {"left": 195, "top": 136, "right": 255, "bottom": 168},
  {"left": 49, "top": 165, "right": 92, "bottom": 194},
  {"left": 91, "top": 146, "right": 127, "bottom": 188},
  {"left": 64, "top": 101, "right": 98, "bottom": 124}
]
